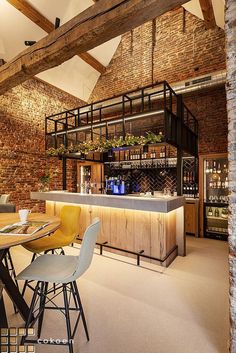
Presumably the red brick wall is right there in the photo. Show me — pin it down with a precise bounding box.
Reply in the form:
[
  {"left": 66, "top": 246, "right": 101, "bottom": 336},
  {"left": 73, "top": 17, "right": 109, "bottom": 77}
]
[
  {"left": 184, "top": 86, "right": 227, "bottom": 154},
  {"left": 0, "top": 78, "right": 83, "bottom": 211},
  {"left": 90, "top": 8, "right": 225, "bottom": 101},
  {"left": 90, "top": 8, "right": 227, "bottom": 156}
]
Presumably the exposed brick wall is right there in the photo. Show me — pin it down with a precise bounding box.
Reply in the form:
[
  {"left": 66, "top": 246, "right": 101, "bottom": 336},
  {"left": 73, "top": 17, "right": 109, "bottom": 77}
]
[
  {"left": 184, "top": 86, "right": 227, "bottom": 155},
  {"left": 89, "top": 8, "right": 227, "bottom": 157},
  {"left": 90, "top": 8, "right": 225, "bottom": 101},
  {"left": 0, "top": 78, "right": 83, "bottom": 211}
]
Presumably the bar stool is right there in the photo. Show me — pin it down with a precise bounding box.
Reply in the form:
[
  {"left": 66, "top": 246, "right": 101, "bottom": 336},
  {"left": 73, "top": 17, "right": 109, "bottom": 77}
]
[
  {"left": 16, "top": 218, "right": 100, "bottom": 353},
  {"left": 21, "top": 205, "right": 81, "bottom": 296},
  {"left": 0, "top": 280, "right": 7, "bottom": 328}
]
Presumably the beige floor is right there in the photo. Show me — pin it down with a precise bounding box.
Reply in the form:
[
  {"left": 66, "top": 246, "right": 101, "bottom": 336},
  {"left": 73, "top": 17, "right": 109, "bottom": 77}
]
[{"left": 4, "top": 236, "right": 229, "bottom": 353}]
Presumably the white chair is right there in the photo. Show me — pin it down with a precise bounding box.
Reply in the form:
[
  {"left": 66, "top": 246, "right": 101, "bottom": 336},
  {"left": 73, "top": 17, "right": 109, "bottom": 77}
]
[{"left": 16, "top": 218, "right": 101, "bottom": 353}]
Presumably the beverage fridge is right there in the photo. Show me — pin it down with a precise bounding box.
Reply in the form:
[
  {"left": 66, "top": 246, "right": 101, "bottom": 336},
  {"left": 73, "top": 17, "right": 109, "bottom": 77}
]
[{"left": 202, "top": 155, "right": 228, "bottom": 240}]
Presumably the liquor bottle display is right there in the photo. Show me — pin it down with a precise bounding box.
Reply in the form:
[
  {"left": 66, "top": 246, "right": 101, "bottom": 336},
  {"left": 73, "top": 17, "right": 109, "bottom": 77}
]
[
  {"left": 182, "top": 157, "right": 198, "bottom": 198},
  {"left": 203, "top": 156, "right": 228, "bottom": 240}
]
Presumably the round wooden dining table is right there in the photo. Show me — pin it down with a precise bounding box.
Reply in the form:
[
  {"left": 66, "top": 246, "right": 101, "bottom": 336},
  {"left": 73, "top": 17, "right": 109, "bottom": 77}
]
[{"left": 0, "top": 213, "right": 60, "bottom": 327}]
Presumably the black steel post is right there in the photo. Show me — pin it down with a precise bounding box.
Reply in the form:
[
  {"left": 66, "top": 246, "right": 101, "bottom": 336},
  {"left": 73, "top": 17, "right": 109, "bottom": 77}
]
[{"left": 177, "top": 94, "right": 183, "bottom": 196}]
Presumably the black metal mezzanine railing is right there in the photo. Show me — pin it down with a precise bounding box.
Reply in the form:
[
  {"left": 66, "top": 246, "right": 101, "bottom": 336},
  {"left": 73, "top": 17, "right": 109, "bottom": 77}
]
[{"left": 45, "top": 81, "right": 198, "bottom": 158}]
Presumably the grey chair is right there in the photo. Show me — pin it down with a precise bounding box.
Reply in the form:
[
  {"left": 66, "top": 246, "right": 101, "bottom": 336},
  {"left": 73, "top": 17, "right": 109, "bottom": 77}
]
[{"left": 16, "top": 218, "right": 100, "bottom": 353}]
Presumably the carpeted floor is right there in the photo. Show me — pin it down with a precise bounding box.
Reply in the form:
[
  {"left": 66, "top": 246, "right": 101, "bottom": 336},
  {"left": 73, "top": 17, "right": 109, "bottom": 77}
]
[{"left": 4, "top": 236, "right": 229, "bottom": 353}]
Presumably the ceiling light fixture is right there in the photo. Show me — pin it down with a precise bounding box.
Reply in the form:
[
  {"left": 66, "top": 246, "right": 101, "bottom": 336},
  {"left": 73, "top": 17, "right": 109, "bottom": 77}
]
[
  {"left": 24, "top": 41, "right": 36, "bottom": 46},
  {"left": 55, "top": 17, "right": 60, "bottom": 29}
]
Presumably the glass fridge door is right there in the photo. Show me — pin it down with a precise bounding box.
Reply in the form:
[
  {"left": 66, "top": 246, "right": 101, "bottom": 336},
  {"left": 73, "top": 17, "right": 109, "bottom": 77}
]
[{"left": 203, "top": 157, "right": 228, "bottom": 240}]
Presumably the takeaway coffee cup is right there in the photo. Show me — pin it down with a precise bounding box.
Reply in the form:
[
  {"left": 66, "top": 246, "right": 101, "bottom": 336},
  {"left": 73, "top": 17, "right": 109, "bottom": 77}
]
[{"left": 19, "top": 209, "right": 31, "bottom": 223}]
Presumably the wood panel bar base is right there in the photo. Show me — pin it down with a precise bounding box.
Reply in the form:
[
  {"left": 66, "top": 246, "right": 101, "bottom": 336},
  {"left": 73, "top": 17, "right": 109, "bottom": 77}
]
[{"left": 45, "top": 200, "right": 185, "bottom": 267}]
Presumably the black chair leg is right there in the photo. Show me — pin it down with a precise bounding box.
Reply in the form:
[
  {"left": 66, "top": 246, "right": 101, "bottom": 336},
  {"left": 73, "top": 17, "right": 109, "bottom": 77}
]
[
  {"left": 63, "top": 284, "right": 74, "bottom": 353},
  {"left": 73, "top": 281, "right": 90, "bottom": 341},
  {"left": 0, "top": 296, "right": 8, "bottom": 328}
]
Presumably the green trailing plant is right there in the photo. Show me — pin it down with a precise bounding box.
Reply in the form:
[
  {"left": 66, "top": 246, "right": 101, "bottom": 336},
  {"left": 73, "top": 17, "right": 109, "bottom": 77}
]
[{"left": 46, "top": 132, "right": 164, "bottom": 157}]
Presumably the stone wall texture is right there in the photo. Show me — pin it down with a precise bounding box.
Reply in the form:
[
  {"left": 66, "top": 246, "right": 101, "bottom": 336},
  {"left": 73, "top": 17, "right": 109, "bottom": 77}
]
[
  {"left": 0, "top": 78, "right": 83, "bottom": 211},
  {"left": 225, "top": 0, "right": 236, "bottom": 351}
]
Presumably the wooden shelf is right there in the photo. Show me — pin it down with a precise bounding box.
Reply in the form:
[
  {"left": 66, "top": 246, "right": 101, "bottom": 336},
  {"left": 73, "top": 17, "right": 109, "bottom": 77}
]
[{"left": 206, "top": 216, "right": 228, "bottom": 220}]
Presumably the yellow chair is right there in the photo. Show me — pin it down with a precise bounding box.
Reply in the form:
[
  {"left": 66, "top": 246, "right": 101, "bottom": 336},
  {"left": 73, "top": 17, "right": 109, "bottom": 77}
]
[
  {"left": 21, "top": 205, "right": 81, "bottom": 296},
  {"left": 23, "top": 205, "right": 81, "bottom": 254}
]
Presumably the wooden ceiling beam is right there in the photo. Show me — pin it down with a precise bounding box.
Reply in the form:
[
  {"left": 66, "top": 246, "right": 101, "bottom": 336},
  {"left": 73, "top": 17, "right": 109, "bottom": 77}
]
[
  {"left": 0, "top": 0, "right": 187, "bottom": 95},
  {"left": 6, "top": 0, "right": 106, "bottom": 73},
  {"left": 199, "top": 0, "right": 216, "bottom": 29}
]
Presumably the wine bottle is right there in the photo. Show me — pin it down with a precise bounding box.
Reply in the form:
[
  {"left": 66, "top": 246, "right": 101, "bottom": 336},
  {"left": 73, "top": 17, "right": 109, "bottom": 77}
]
[
  {"left": 213, "top": 161, "right": 217, "bottom": 173},
  {"left": 162, "top": 147, "right": 166, "bottom": 158},
  {"left": 225, "top": 177, "right": 229, "bottom": 188},
  {"left": 184, "top": 172, "right": 187, "bottom": 183},
  {"left": 214, "top": 208, "right": 219, "bottom": 217},
  {"left": 208, "top": 207, "right": 213, "bottom": 216},
  {"left": 209, "top": 178, "right": 213, "bottom": 188},
  {"left": 217, "top": 163, "right": 221, "bottom": 173},
  {"left": 160, "top": 147, "right": 163, "bottom": 158},
  {"left": 217, "top": 177, "right": 221, "bottom": 188}
]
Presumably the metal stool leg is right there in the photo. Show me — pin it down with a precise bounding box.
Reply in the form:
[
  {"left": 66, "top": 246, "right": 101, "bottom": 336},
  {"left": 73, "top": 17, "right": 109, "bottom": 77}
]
[
  {"left": 73, "top": 281, "right": 89, "bottom": 341},
  {"left": 37, "top": 281, "right": 48, "bottom": 338},
  {"left": 63, "top": 284, "right": 74, "bottom": 353},
  {"left": 22, "top": 253, "right": 37, "bottom": 297},
  {"left": 21, "top": 282, "right": 40, "bottom": 345}
]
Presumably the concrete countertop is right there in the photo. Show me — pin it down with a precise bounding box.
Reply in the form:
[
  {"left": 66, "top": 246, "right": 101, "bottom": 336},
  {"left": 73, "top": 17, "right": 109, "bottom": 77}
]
[{"left": 31, "top": 191, "right": 185, "bottom": 213}]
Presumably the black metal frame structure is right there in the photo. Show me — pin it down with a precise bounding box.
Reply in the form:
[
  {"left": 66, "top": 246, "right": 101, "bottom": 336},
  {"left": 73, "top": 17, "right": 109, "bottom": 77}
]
[{"left": 45, "top": 81, "right": 198, "bottom": 194}]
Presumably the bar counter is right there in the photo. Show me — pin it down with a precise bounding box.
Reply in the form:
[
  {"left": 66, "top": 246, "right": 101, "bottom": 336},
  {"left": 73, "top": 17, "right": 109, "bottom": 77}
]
[{"left": 31, "top": 192, "right": 185, "bottom": 266}]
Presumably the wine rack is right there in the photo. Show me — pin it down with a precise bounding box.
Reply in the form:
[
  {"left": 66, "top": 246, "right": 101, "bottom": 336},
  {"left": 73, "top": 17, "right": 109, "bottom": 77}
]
[
  {"left": 203, "top": 156, "right": 228, "bottom": 240},
  {"left": 182, "top": 157, "right": 198, "bottom": 198}
]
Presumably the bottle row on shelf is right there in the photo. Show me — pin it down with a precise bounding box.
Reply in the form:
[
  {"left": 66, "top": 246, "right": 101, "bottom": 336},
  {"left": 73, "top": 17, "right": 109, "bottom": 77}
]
[
  {"left": 106, "top": 158, "right": 177, "bottom": 169},
  {"left": 205, "top": 160, "right": 228, "bottom": 174},
  {"left": 207, "top": 206, "right": 228, "bottom": 218},
  {"left": 183, "top": 186, "right": 198, "bottom": 198},
  {"left": 113, "top": 146, "right": 173, "bottom": 162},
  {"left": 183, "top": 171, "right": 195, "bottom": 183},
  {"left": 207, "top": 227, "right": 228, "bottom": 234},
  {"left": 209, "top": 177, "right": 228, "bottom": 189}
]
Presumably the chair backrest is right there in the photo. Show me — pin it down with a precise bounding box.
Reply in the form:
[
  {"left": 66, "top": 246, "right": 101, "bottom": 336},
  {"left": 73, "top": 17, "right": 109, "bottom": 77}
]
[
  {"left": 71, "top": 218, "right": 100, "bottom": 280},
  {"left": 59, "top": 205, "right": 81, "bottom": 242},
  {"left": 0, "top": 194, "right": 10, "bottom": 204}
]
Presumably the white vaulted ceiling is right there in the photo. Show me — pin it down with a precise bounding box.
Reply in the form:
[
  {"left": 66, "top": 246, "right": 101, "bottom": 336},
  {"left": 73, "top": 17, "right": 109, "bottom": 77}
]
[
  {"left": 0, "top": 0, "right": 224, "bottom": 102},
  {"left": 183, "top": 0, "right": 225, "bottom": 29},
  {"left": 0, "top": 0, "right": 121, "bottom": 102}
]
